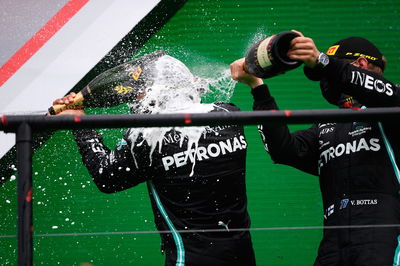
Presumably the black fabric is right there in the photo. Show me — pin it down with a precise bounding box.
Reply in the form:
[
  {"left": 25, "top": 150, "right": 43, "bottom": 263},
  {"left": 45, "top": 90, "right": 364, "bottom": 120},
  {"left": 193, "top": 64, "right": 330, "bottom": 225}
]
[
  {"left": 304, "top": 57, "right": 398, "bottom": 106},
  {"left": 313, "top": 195, "right": 400, "bottom": 266},
  {"left": 326, "top": 36, "right": 385, "bottom": 70},
  {"left": 73, "top": 102, "right": 255, "bottom": 265},
  {"left": 252, "top": 56, "right": 400, "bottom": 265},
  {"left": 164, "top": 233, "right": 256, "bottom": 266}
]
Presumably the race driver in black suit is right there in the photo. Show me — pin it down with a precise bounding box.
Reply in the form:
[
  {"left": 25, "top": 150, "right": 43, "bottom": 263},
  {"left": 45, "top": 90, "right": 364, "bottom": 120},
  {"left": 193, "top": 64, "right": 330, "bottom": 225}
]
[
  {"left": 51, "top": 55, "right": 256, "bottom": 265},
  {"left": 231, "top": 30, "right": 400, "bottom": 266}
]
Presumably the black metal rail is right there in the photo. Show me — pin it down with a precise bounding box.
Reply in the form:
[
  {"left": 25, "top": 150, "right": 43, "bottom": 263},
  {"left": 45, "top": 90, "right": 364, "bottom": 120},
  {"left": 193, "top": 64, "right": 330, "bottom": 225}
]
[
  {"left": 2, "top": 107, "right": 400, "bottom": 132},
  {"left": 1, "top": 107, "right": 400, "bottom": 266}
]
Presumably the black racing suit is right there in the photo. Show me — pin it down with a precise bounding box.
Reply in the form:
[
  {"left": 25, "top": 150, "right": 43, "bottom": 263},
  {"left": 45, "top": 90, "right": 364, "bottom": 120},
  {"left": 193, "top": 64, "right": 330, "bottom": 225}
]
[
  {"left": 252, "top": 57, "right": 400, "bottom": 266},
  {"left": 73, "top": 102, "right": 255, "bottom": 266}
]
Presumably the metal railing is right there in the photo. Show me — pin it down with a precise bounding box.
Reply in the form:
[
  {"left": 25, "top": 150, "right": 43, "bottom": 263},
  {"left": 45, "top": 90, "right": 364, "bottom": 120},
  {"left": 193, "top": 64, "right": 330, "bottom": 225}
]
[{"left": 1, "top": 107, "right": 400, "bottom": 266}]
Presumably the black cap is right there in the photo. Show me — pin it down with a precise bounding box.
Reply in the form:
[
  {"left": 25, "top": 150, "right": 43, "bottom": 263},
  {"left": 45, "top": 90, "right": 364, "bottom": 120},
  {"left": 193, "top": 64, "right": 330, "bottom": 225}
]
[{"left": 326, "top": 37, "right": 385, "bottom": 70}]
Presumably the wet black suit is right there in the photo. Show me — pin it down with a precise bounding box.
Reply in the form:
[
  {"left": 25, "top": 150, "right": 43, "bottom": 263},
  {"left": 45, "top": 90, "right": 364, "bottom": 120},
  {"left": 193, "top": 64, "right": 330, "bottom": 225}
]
[
  {"left": 252, "top": 57, "right": 400, "bottom": 266},
  {"left": 73, "top": 102, "right": 255, "bottom": 266}
]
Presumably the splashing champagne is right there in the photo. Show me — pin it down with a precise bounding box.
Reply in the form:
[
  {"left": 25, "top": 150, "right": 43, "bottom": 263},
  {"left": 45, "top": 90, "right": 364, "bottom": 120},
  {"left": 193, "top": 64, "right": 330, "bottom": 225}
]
[{"left": 48, "top": 50, "right": 165, "bottom": 115}]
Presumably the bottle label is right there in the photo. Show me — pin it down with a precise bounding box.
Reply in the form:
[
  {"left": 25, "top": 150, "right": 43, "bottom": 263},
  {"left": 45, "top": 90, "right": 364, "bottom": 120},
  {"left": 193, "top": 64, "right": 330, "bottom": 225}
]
[
  {"left": 256, "top": 36, "right": 274, "bottom": 68},
  {"left": 50, "top": 91, "right": 85, "bottom": 114}
]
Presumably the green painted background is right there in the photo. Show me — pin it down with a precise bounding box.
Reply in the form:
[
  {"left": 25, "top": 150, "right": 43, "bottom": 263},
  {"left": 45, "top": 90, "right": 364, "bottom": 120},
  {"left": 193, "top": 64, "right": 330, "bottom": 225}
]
[{"left": 1, "top": 0, "right": 400, "bottom": 265}]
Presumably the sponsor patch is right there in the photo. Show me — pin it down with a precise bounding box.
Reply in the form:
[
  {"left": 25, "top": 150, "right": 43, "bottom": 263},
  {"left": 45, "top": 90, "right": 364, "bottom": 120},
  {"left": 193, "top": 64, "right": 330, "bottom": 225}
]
[
  {"left": 318, "top": 140, "right": 330, "bottom": 150},
  {"left": 345, "top": 52, "right": 378, "bottom": 61},
  {"left": 114, "top": 85, "right": 134, "bottom": 95},
  {"left": 319, "top": 126, "right": 334, "bottom": 137},
  {"left": 162, "top": 135, "right": 247, "bottom": 171},
  {"left": 318, "top": 123, "right": 336, "bottom": 128},
  {"left": 326, "top": 45, "right": 339, "bottom": 55},
  {"left": 131, "top": 66, "right": 142, "bottom": 81},
  {"left": 340, "top": 199, "right": 349, "bottom": 209},
  {"left": 348, "top": 125, "right": 372, "bottom": 137},
  {"left": 318, "top": 138, "right": 381, "bottom": 168},
  {"left": 350, "top": 71, "right": 393, "bottom": 96}
]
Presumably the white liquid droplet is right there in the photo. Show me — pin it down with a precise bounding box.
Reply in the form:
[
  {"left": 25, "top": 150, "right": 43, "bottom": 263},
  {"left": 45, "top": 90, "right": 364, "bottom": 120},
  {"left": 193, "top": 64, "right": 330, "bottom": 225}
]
[{"left": 127, "top": 55, "right": 231, "bottom": 176}]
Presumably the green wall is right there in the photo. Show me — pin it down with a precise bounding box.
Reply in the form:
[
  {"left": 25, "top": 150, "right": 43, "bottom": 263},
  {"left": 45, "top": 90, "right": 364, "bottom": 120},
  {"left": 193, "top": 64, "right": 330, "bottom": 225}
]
[{"left": 1, "top": 0, "right": 400, "bottom": 265}]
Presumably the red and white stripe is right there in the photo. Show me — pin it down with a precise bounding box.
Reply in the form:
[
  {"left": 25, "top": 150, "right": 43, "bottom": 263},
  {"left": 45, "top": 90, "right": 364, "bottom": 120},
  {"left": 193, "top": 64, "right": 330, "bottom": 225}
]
[{"left": 0, "top": 0, "right": 161, "bottom": 158}]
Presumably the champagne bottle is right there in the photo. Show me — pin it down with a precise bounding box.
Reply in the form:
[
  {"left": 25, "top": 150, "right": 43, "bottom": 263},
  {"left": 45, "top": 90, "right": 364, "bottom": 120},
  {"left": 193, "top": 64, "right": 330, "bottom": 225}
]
[
  {"left": 244, "top": 31, "right": 302, "bottom": 78},
  {"left": 48, "top": 50, "right": 166, "bottom": 115}
]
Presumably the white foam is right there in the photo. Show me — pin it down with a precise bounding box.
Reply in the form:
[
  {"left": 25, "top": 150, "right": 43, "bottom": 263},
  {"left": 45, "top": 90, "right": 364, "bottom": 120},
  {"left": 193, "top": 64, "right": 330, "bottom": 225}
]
[{"left": 126, "top": 55, "right": 237, "bottom": 175}]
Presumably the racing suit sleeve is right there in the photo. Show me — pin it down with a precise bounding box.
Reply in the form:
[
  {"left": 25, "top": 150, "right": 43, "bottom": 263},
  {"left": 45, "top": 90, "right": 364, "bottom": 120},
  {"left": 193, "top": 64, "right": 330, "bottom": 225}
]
[
  {"left": 252, "top": 85, "right": 319, "bottom": 176},
  {"left": 305, "top": 57, "right": 400, "bottom": 107},
  {"left": 73, "top": 129, "right": 148, "bottom": 193}
]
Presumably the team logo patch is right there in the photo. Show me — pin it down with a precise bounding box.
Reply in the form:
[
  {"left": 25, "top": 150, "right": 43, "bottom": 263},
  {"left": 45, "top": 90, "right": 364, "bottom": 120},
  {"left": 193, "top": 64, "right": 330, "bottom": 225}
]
[{"left": 326, "top": 45, "right": 339, "bottom": 55}]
